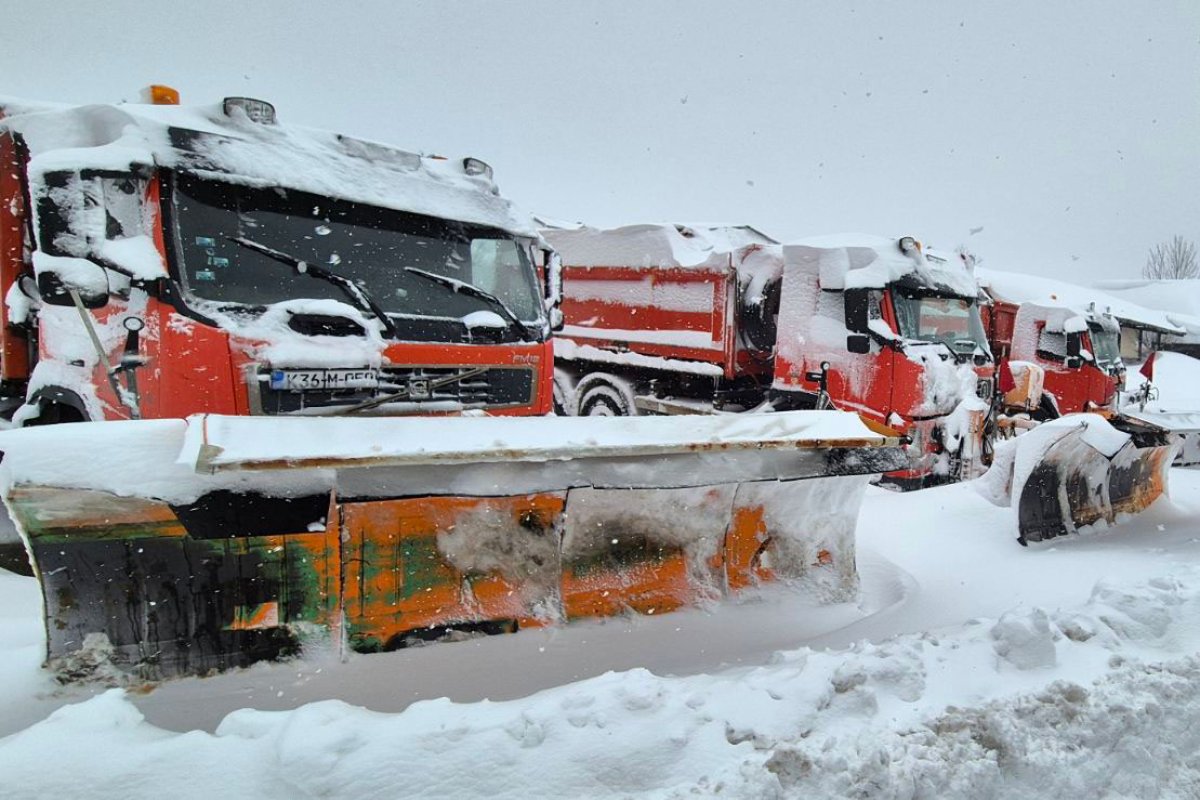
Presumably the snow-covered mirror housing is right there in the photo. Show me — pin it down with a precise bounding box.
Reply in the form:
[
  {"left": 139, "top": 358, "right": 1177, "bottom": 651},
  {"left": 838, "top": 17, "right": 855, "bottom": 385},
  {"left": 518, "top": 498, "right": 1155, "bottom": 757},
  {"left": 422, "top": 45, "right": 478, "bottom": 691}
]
[
  {"left": 542, "top": 249, "right": 564, "bottom": 330},
  {"left": 33, "top": 253, "right": 109, "bottom": 308},
  {"left": 34, "top": 170, "right": 106, "bottom": 259},
  {"left": 33, "top": 166, "right": 166, "bottom": 285}
]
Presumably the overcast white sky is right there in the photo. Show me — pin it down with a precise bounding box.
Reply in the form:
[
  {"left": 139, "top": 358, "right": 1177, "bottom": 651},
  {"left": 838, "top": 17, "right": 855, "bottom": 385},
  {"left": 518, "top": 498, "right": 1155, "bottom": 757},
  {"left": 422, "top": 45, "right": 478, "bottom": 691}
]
[{"left": 5, "top": 1, "right": 1198, "bottom": 281}]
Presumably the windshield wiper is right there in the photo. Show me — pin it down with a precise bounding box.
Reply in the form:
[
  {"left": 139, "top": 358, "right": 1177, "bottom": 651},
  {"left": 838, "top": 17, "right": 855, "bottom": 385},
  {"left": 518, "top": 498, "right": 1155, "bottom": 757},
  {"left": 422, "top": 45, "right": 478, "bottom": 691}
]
[
  {"left": 403, "top": 267, "right": 534, "bottom": 342},
  {"left": 230, "top": 237, "right": 397, "bottom": 337}
]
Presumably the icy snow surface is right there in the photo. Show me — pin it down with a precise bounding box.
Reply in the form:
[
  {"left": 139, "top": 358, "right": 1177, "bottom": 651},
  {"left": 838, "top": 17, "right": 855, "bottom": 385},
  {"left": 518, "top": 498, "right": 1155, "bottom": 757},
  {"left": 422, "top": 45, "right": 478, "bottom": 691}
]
[
  {"left": 2, "top": 469, "right": 1200, "bottom": 797},
  {"left": 1125, "top": 351, "right": 1200, "bottom": 416}
]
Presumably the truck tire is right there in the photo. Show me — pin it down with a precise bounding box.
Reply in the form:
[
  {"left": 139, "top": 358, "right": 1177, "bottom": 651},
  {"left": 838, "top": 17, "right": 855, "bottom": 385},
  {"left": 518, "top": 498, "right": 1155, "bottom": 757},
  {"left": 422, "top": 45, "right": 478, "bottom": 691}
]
[
  {"left": 575, "top": 373, "right": 636, "bottom": 417},
  {"left": 552, "top": 368, "right": 576, "bottom": 416},
  {"left": 21, "top": 387, "right": 90, "bottom": 426},
  {"left": 25, "top": 401, "right": 86, "bottom": 426}
]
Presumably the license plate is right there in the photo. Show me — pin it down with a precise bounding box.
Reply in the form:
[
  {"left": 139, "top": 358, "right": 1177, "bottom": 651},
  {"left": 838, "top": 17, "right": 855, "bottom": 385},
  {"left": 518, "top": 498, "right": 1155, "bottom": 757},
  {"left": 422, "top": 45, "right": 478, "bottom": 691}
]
[{"left": 269, "top": 369, "right": 379, "bottom": 392}]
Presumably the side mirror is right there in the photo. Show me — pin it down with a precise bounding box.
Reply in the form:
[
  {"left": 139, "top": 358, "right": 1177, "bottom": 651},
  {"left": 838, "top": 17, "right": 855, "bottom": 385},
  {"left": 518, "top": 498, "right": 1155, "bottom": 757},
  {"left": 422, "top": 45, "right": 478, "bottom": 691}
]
[
  {"left": 843, "top": 289, "right": 869, "bottom": 334},
  {"left": 1065, "top": 355, "right": 1082, "bottom": 370},
  {"left": 36, "top": 171, "right": 105, "bottom": 258},
  {"left": 846, "top": 333, "right": 871, "bottom": 354},
  {"left": 543, "top": 249, "right": 564, "bottom": 332},
  {"left": 1066, "top": 331, "right": 1081, "bottom": 358},
  {"left": 36, "top": 259, "right": 109, "bottom": 308}
]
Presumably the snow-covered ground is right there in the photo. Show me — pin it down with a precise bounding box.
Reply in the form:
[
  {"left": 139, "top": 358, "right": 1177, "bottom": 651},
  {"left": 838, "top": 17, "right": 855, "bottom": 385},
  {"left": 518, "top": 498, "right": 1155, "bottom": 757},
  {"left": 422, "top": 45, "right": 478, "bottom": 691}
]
[{"left": 2, "top": 469, "right": 1200, "bottom": 798}]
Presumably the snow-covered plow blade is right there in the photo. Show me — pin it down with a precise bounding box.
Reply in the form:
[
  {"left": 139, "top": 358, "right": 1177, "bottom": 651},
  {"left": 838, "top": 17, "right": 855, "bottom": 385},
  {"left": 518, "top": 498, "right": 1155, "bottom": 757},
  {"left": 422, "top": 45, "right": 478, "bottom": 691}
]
[
  {"left": 982, "top": 413, "right": 1183, "bottom": 545},
  {"left": 1122, "top": 409, "right": 1200, "bottom": 469},
  {"left": 0, "top": 412, "right": 903, "bottom": 680}
]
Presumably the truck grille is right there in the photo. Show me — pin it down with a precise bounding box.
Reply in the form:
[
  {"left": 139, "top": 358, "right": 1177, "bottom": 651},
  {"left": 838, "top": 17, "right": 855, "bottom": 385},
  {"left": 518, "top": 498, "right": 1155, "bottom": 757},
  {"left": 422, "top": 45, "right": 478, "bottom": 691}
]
[{"left": 253, "top": 365, "right": 535, "bottom": 415}]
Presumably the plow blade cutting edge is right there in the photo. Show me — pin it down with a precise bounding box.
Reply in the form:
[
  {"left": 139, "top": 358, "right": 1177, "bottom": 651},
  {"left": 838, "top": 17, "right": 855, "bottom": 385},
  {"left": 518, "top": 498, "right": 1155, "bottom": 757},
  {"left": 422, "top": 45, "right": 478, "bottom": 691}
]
[
  {"left": 0, "top": 411, "right": 904, "bottom": 680},
  {"left": 1016, "top": 413, "right": 1182, "bottom": 545}
]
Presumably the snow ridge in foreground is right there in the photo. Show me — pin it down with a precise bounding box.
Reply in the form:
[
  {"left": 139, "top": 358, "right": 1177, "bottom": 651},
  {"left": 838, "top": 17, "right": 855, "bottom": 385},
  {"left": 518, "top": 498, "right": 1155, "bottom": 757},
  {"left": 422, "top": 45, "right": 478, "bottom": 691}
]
[
  {"left": 768, "top": 657, "right": 1200, "bottom": 798},
  {"left": 3, "top": 571, "right": 1200, "bottom": 798}
]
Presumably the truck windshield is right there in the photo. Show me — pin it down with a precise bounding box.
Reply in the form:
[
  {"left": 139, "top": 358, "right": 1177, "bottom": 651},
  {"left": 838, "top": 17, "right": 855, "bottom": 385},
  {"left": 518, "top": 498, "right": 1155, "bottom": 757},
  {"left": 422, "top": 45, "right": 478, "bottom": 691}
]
[
  {"left": 892, "top": 293, "right": 990, "bottom": 355},
  {"left": 170, "top": 174, "right": 544, "bottom": 332},
  {"left": 1087, "top": 321, "right": 1122, "bottom": 368}
]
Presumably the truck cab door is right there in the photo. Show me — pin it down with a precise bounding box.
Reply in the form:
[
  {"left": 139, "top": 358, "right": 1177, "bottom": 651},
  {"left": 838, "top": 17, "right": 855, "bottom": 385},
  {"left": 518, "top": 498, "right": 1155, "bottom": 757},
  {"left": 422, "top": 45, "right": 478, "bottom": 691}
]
[{"left": 831, "top": 288, "right": 894, "bottom": 422}]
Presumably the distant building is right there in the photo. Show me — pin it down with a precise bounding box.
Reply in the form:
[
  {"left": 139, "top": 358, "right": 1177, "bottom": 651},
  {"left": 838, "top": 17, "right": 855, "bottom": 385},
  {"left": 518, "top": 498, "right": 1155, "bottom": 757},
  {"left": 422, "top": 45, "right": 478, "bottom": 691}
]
[{"left": 1094, "top": 279, "right": 1200, "bottom": 361}]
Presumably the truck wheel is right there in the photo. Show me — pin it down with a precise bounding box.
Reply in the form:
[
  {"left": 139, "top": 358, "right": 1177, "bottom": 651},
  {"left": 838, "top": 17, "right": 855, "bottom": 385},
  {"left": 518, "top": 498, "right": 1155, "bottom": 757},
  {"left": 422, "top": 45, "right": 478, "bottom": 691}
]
[
  {"left": 575, "top": 374, "right": 636, "bottom": 417},
  {"left": 25, "top": 402, "right": 86, "bottom": 426},
  {"left": 552, "top": 369, "right": 576, "bottom": 416}
]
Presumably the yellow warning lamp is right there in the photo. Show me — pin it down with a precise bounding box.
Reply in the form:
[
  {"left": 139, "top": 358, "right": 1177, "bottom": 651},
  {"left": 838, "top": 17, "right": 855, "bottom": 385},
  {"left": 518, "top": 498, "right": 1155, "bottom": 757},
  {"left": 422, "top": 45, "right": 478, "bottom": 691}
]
[{"left": 141, "top": 85, "right": 181, "bottom": 105}]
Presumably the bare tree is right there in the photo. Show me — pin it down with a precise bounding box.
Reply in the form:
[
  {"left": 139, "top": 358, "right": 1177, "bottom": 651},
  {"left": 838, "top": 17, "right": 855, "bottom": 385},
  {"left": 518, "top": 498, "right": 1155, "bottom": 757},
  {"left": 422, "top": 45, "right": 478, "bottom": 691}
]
[{"left": 1143, "top": 235, "right": 1199, "bottom": 279}]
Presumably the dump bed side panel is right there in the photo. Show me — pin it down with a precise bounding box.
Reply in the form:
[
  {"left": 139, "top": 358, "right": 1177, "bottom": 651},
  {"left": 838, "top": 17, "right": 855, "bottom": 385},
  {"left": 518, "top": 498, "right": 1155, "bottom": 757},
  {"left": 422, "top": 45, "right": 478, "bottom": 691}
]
[{"left": 559, "top": 263, "right": 737, "bottom": 375}]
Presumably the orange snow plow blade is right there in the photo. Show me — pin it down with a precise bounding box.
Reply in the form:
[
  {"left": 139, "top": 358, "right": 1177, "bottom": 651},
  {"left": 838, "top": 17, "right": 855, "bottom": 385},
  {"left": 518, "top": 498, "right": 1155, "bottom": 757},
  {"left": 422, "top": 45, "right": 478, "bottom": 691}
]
[
  {"left": 1013, "top": 414, "right": 1182, "bottom": 545},
  {"left": 1, "top": 412, "right": 904, "bottom": 680}
]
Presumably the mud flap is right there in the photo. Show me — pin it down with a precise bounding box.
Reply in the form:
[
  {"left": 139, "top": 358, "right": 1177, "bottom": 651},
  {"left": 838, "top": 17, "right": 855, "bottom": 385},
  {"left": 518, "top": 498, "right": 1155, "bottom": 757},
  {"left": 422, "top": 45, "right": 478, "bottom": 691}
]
[{"left": 1016, "top": 416, "right": 1178, "bottom": 545}]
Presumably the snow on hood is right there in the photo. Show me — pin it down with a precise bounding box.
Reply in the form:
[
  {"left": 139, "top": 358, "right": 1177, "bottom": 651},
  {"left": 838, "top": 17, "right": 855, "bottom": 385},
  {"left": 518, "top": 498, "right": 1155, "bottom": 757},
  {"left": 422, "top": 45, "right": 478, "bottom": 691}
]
[
  {"left": 542, "top": 223, "right": 775, "bottom": 271},
  {"left": 200, "top": 298, "right": 390, "bottom": 370},
  {"left": 784, "top": 234, "right": 979, "bottom": 297},
  {"left": 981, "top": 268, "right": 1184, "bottom": 335},
  {"left": 0, "top": 95, "right": 538, "bottom": 245}
]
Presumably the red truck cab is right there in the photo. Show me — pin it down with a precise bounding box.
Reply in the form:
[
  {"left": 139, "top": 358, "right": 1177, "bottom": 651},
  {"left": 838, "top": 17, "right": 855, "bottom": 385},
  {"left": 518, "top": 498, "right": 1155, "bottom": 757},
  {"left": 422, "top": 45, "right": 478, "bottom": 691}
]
[
  {"left": 979, "top": 278, "right": 1124, "bottom": 418},
  {"left": 771, "top": 237, "right": 994, "bottom": 483},
  {"left": 547, "top": 225, "right": 992, "bottom": 485},
  {"left": 0, "top": 94, "right": 556, "bottom": 424}
]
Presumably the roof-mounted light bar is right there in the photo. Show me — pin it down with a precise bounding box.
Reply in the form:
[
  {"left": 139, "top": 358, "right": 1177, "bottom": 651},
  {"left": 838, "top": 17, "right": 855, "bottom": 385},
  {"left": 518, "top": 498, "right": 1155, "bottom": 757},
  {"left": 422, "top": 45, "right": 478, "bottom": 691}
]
[
  {"left": 223, "top": 96, "right": 277, "bottom": 125},
  {"left": 463, "top": 157, "right": 493, "bottom": 180},
  {"left": 142, "top": 85, "right": 180, "bottom": 106}
]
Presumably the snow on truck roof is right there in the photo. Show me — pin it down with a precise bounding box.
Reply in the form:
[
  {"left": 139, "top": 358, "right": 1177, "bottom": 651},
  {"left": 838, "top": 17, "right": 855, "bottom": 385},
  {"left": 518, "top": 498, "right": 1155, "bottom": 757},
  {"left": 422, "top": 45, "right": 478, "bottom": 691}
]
[
  {"left": 979, "top": 268, "right": 1185, "bottom": 335},
  {"left": 784, "top": 234, "right": 980, "bottom": 297},
  {"left": 0, "top": 95, "right": 537, "bottom": 238},
  {"left": 541, "top": 223, "right": 776, "bottom": 269}
]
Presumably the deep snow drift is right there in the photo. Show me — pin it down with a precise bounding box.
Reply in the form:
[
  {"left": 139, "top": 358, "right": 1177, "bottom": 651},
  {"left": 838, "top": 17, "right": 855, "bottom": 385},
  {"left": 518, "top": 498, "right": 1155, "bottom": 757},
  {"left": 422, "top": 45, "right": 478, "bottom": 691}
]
[{"left": 1, "top": 470, "right": 1200, "bottom": 798}]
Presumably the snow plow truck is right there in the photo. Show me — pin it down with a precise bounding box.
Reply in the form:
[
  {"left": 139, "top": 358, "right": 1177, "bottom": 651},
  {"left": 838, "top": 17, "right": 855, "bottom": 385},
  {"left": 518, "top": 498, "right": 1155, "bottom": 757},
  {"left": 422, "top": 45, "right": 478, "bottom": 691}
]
[
  {"left": 545, "top": 225, "right": 1192, "bottom": 544},
  {"left": 979, "top": 269, "right": 1129, "bottom": 420},
  {"left": 0, "top": 91, "right": 907, "bottom": 679},
  {"left": 544, "top": 225, "right": 994, "bottom": 486},
  {"left": 974, "top": 269, "right": 1188, "bottom": 544}
]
